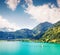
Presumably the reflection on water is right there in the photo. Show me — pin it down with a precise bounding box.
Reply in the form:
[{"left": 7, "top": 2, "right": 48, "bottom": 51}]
[
  {"left": 0, "top": 41, "right": 20, "bottom": 51},
  {"left": 0, "top": 41, "right": 60, "bottom": 55},
  {"left": 0, "top": 41, "right": 20, "bottom": 55}
]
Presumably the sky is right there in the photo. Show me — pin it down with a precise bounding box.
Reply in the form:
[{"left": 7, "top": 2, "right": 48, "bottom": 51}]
[{"left": 0, "top": 0, "right": 60, "bottom": 31}]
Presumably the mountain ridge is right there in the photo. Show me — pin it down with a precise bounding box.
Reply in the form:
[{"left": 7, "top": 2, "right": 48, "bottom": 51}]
[{"left": 0, "top": 21, "right": 60, "bottom": 43}]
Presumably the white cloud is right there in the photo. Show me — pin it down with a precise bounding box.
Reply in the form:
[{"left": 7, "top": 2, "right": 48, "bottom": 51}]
[
  {"left": 57, "top": 0, "right": 60, "bottom": 7},
  {"left": 0, "top": 16, "right": 20, "bottom": 31},
  {"left": 6, "top": 0, "right": 20, "bottom": 11},
  {"left": 24, "top": 0, "right": 60, "bottom": 23}
]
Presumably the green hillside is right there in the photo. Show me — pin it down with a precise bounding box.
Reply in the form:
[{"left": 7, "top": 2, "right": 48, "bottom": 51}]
[{"left": 39, "top": 21, "right": 60, "bottom": 43}]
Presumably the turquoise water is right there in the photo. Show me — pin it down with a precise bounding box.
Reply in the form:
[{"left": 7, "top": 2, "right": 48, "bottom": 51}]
[{"left": 0, "top": 41, "right": 60, "bottom": 55}]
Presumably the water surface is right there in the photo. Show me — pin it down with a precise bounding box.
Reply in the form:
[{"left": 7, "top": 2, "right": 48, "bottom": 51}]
[{"left": 0, "top": 41, "right": 60, "bottom": 55}]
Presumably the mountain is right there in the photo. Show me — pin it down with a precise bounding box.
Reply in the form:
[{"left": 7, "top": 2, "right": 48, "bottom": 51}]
[
  {"left": 0, "top": 31, "right": 15, "bottom": 40},
  {"left": 0, "top": 21, "right": 60, "bottom": 43},
  {"left": 54, "top": 21, "right": 60, "bottom": 27},
  {"left": 14, "top": 29, "right": 33, "bottom": 39},
  {"left": 40, "top": 21, "right": 60, "bottom": 43},
  {"left": 0, "top": 29, "right": 34, "bottom": 40},
  {"left": 14, "top": 22, "right": 53, "bottom": 39},
  {"left": 32, "top": 22, "right": 53, "bottom": 39},
  {"left": 0, "top": 22, "right": 53, "bottom": 40}
]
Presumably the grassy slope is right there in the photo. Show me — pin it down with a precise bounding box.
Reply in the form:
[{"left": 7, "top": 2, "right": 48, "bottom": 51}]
[{"left": 39, "top": 24, "right": 60, "bottom": 43}]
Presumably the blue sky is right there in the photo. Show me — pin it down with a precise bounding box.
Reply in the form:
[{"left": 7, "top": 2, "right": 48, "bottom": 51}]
[{"left": 0, "top": 0, "right": 60, "bottom": 31}]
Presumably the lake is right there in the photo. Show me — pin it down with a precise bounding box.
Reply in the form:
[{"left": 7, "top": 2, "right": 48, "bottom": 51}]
[{"left": 0, "top": 41, "right": 60, "bottom": 55}]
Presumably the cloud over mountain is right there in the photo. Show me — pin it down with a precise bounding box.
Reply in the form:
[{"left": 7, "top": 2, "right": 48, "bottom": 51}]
[{"left": 0, "top": 16, "right": 20, "bottom": 31}]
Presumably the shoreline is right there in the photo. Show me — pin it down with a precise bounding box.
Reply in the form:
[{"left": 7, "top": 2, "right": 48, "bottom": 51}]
[{"left": 0, "top": 39, "right": 60, "bottom": 44}]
